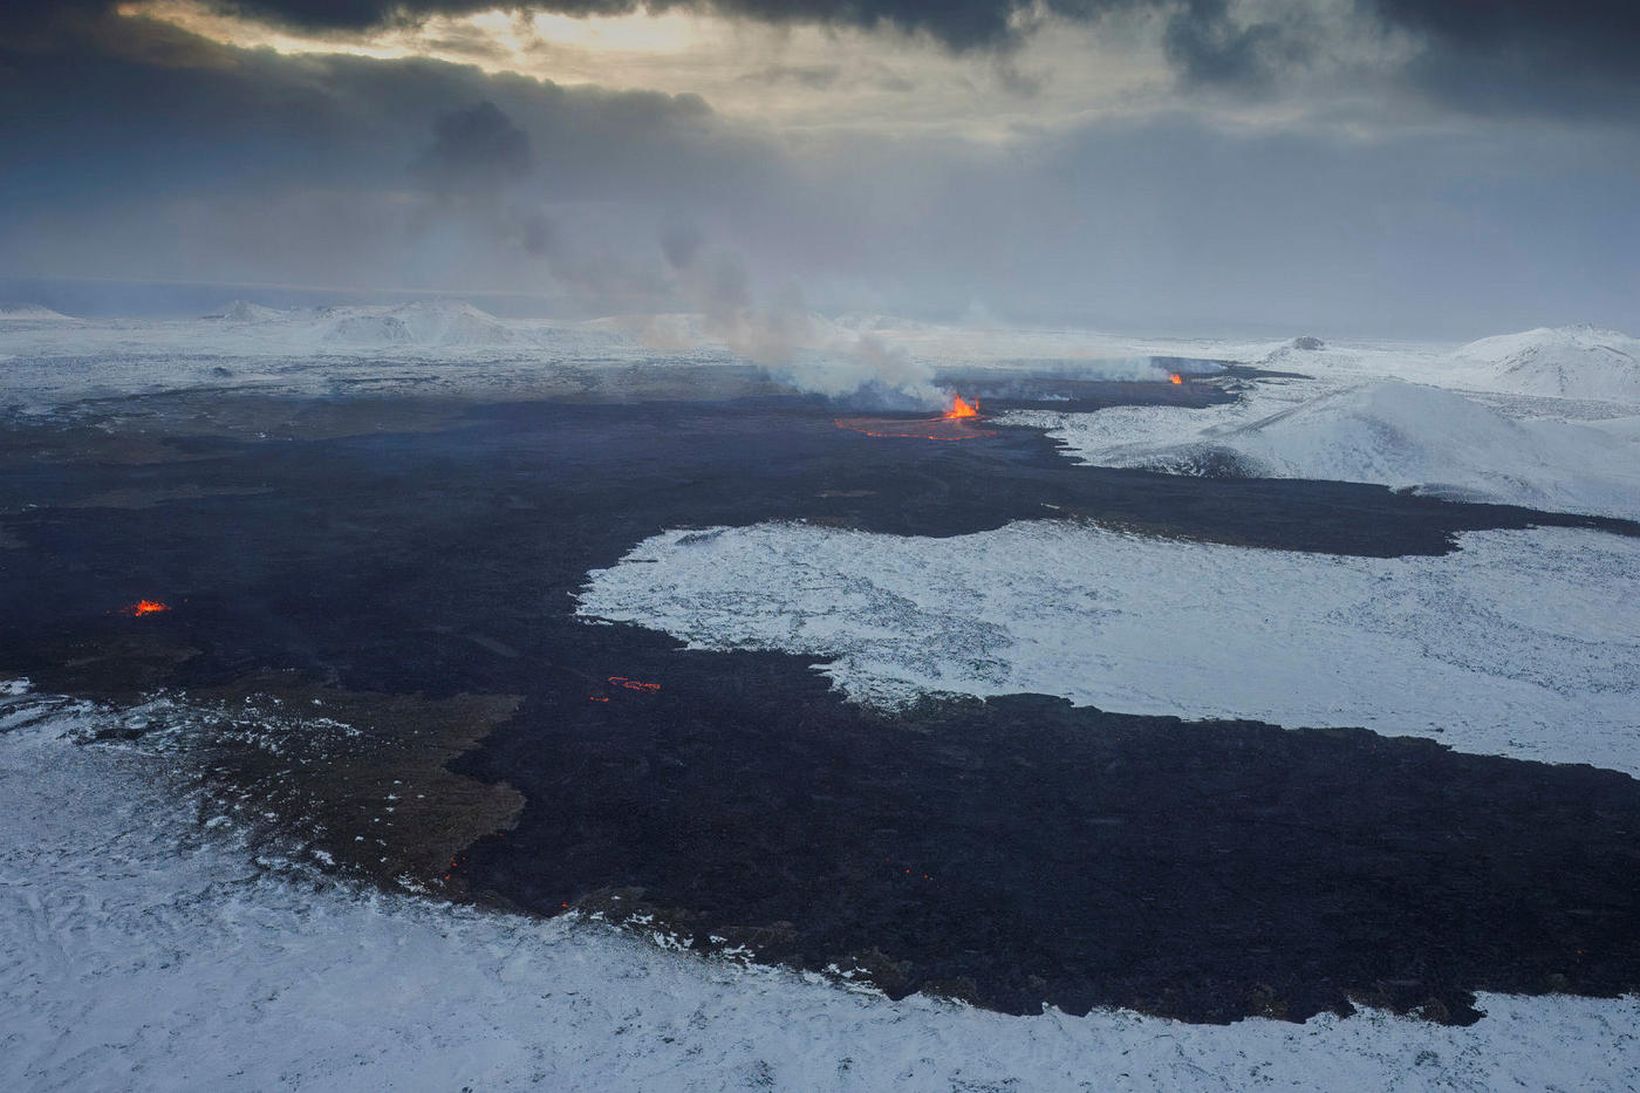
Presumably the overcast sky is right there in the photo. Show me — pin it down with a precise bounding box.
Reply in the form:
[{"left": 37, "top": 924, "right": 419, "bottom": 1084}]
[{"left": 2, "top": 1, "right": 1637, "bottom": 336}]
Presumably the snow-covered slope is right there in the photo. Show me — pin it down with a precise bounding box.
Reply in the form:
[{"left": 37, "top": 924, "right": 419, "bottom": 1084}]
[
  {"left": 579, "top": 521, "right": 1640, "bottom": 775},
  {"left": 314, "top": 300, "right": 517, "bottom": 350},
  {"left": 1003, "top": 379, "right": 1640, "bottom": 521},
  {"left": 1202, "top": 380, "right": 1640, "bottom": 518},
  {"left": 5, "top": 689, "right": 1637, "bottom": 1091},
  {"left": 0, "top": 304, "right": 740, "bottom": 406},
  {"left": 207, "top": 299, "right": 284, "bottom": 323},
  {"left": 0, "top": 302, "right": 72, "bottom": 322},
  {"left": 1451, "top": 325, "right": 1640, "bottom": 403}
]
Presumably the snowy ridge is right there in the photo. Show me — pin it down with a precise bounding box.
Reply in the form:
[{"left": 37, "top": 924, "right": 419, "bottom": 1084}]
[
  {"left": 578, "top": 521, "right": 1640, "bottom": 776},
  {"left": 0, "top": 302, "right": 73, "bottom": 322},
  {"left": 312, "top": 300, "right": 518, "bottom": 349},
  {"left": 4, "top": 688, "right": 1638, "bottom": 1090},
  {"left": 207, "top": 299, "right": 284, "bottom": 323},
  {"left": 200, "top": 299, "right": 523, "bottom": 350},
  {"left": 1185, "top": 380, "right": 1640, "bottom": 519},
  {"left": 1000, "top": 378, "right": 1640, "bottom": 521},
  {"left": 0, "top": 305, "right": 739, "bottom": 406},
  {"left": 1452, "top": 325, "right": 1640, "bottom": 403}
]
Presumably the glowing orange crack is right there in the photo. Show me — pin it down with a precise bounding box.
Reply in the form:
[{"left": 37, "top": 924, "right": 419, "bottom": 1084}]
[
  {"left": 833, "top": 394, "right": 994, "bottom": 441},
  {"left": 607, "top": 676, "right": 661, "bottom": 693}
]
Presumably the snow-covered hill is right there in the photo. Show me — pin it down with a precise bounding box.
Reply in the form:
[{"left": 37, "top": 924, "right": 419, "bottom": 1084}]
[
  {"left": 314, "top": 300, "right": 517, "bottom": 350},
  {"left": 1005, "top": 379, "right": 1640, "bottom": 521},
  {"left": 0, "top": 302, "right": 73, "bottom": 322},
  {"left": 206, "top": 299, "right": 284, "bottom": 323},
  {"left": 207, "top": 299, "right": 521, "bottom": 349},
  {"left": 1451, "top": 325, "right": 1640, "bottom": 403},
  {"left": 1208, "top": 380, "right": 1640, "bottom": 518}
]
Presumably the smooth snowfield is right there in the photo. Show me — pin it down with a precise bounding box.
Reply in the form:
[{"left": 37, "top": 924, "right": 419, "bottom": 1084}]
[
  {"left": 4, "top": 696, "right": 1638, "bottom": 1092},
  {"left": 578, "top": 522, "right": 1640, "bottom": 776},
  {"left": 1004, "top": 379, "right": 1640, "bottom": 521}
]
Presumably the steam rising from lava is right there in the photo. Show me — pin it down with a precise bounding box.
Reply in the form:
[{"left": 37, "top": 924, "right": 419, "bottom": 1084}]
[
  {"left": 637, "top": 230, "right": 942, "bottom": 407},
  {"left": 833, "top": 393, "right": 994, "bottom": 440}
]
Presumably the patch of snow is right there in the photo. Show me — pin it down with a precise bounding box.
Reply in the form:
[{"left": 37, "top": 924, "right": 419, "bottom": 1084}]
[
  {"left": 3, "top": 699, "right": 1637, "bottom": 1090},
  {"left": 578, "top": 521, "right": 1640, "bottom": 776}
]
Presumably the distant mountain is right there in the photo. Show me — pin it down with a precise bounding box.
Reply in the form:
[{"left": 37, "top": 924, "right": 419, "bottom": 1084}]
[
  {"left": 0, "top": 303, "right": 72, "bottom": 321},
  {"left": 316, "top": 300, "right": 515, "bottom": 349},
  {"left": 1041, "top": 378, "right": 1640, "bottom": 521},
  {"left": 1452, "top": 325, "right": 1640, "bottom": 403},
  {"left": 1200, "top": 380, "right": 1640, "bottom": 519},
  {"left": 207, "top": 300, "right": 285, "bottom": 323}
]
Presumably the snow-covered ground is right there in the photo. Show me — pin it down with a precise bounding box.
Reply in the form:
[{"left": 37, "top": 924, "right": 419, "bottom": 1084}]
[
  {"left": 1002, "top": 378, "right": 1640, "bottom": 521},
  {"left": 579, "top": 521, "right": 1640, "bottom": 776},
  {"left": 0, "top": 303, "right": 72, "bottom": 322},
  {"left": 0, "top": 300, "right": 740, "bottom": 408},
  {"left": 973, "top": 323, "right": 1640, "bottom": 523},
  {"left": 4, "top": 687, "right": 1637, "bottom": 1092},
  {"left": 1450, "top": 325, "right": 1640, "bottom": 403}
]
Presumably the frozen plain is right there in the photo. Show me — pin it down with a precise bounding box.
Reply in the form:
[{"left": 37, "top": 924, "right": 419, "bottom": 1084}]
[{"left": 4, "top": 687, "right": 1638, "bottom": 1092}]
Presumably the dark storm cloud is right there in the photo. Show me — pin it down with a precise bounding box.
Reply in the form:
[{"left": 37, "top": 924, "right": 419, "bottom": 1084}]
[
  {"left": 0, "top": 6, "right": 777, "bottom": 304},
  {"left": 8, "top": 0, "right": 1640, "bottom": 115},
  {"left": 1158, "top": 0, "right": 1311, "bottom": 88},
  {"left": 1369, "top": 0, "right": 1640, "bottom": 66},
  {"left": 1, "top": 0, "right": 1637, "bottom": 334},
  {"left": 1365, "top": 0, "right": 1640, "bottom": 118},
  {"left": 415, "top": 100, "right": 534, "bottom": 194}
]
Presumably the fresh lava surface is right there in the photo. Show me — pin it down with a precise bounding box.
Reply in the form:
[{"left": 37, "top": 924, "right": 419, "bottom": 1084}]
[{"left": 833, "top": 394, "right": 995, "bottom": 441}]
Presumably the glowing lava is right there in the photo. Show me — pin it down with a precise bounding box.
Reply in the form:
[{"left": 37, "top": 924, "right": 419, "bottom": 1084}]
[
  {"left": 1169, "top": 373, "right": 1184, "bottom": 385},
  {"left": 833, "top": 392, "right": 995, "bottom": 441},
  {"left": 124, "top": 599, "right": 171, "bottom": 617}
]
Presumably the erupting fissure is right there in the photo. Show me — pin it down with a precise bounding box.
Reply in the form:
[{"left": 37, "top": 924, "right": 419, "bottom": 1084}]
[
  {"left": 124, "top": 599, "right": 171, "bottom": 617},
  {"left": 832, "top": 392, "right": 994, "bottom": 440}
]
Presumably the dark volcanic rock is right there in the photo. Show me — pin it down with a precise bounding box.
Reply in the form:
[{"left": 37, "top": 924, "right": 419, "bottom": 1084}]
[{"left": 0, "top": 391, "right": 1636, "bottom": 1027}]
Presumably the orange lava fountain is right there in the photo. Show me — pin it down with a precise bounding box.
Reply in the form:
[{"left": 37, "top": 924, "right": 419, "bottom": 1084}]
[
  {"left": 833, "top": 392, "right": 995, "bottom": 441},
  {"left": 125, "top": 599, "right": 171, "bottom": 617},
  {"left": 1168, "top": 373, "right": 1184, "bottom": 385}
]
